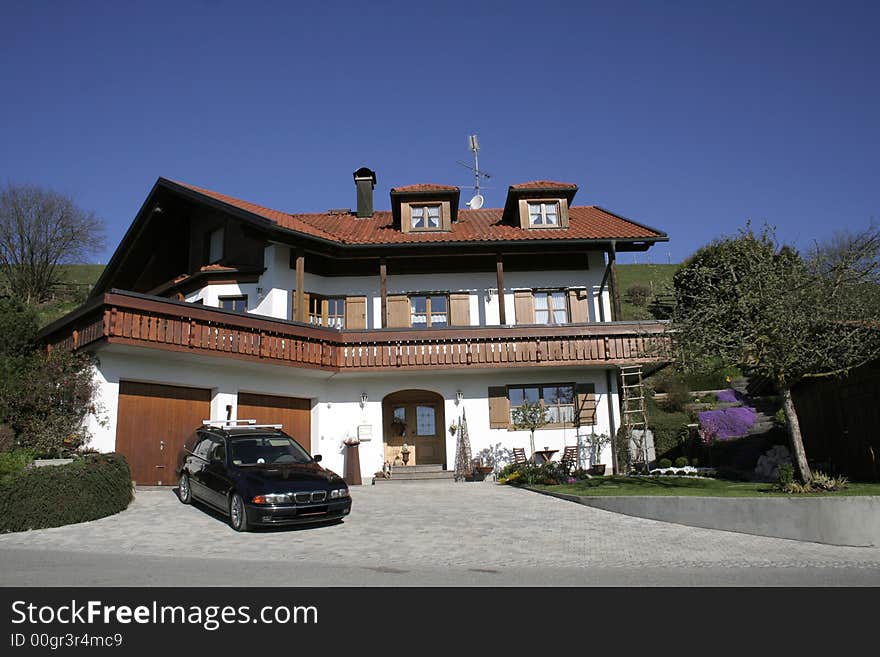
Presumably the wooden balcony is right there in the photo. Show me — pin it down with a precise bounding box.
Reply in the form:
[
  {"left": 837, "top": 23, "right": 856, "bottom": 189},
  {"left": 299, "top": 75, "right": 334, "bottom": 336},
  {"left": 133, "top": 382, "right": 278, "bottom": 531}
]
[{"left": 43, "top": 291, "right": 672, "bottom": 372}]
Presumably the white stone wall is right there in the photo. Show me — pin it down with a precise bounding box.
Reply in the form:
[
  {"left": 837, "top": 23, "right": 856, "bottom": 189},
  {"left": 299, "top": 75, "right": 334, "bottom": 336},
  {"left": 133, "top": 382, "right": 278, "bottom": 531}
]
[
  {"left": 185, "top": 246, "right": 613, "bottom": 326},
  {"left": 87, "top": 345, "right": 620, "bottom": 482}
]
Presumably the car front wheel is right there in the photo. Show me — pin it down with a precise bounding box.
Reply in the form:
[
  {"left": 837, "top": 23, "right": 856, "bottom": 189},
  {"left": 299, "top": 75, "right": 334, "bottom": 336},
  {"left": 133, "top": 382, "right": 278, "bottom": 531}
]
[
  {"left": 178, "top": 473, "right": 192, "bottom": 504},
  {"left": 229, "top": 493, "right": 250, "bottom": 532}
]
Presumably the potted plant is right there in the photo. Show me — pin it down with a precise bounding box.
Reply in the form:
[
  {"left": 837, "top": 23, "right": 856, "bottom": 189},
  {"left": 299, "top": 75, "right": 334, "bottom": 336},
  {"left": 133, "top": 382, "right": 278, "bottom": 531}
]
[
  {"left": 585, "top": 431, "right": 611, "bottom": 475},
  {"left": 400, "top": 443, "right": 411, "bottom": 465},
  {"left": 448, "top": 422, "right": 458, "bottom": 437}
]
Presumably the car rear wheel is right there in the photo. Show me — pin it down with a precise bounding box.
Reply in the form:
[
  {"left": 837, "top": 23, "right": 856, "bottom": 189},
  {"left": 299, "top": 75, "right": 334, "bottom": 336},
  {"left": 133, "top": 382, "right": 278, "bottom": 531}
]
[
  {"left": 178, "top": 473, "right": 192, "bottom": 504},
  {"left": 229, "top": 492, "right": 250, "bottom": 532}
]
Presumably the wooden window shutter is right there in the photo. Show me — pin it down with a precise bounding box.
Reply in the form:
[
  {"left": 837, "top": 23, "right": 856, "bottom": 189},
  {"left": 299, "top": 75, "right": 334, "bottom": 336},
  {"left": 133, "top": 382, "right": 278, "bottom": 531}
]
[
  {"left": 576, "top": 382, "right": 597, "bottom": 426},
  {"left": 514, "top": 291, "right": 535, "bottom": 325},
  {"left": 568, "top": 289, "right": 591, "bottom": 323},
  {"left": 345, "top": 296, "right": 367, "bottom": 329},
  {"left": 558, "top": 199, "right": 570, "bottom": 227},
  {"left": 386, "top": 295, "right": 411, "bottom": 328},
  {"left": 449, "top": 293, "right": 471, "bottom": 326},
  {"left": 488, "top": 386, "right": 510, "bottom": 429}
]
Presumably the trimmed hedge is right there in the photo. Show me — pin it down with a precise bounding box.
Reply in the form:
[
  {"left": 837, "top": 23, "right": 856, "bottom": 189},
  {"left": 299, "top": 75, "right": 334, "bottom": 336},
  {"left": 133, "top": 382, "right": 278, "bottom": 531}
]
[{"left": 0, "top": 452, "right": 133, "bottom": 533}]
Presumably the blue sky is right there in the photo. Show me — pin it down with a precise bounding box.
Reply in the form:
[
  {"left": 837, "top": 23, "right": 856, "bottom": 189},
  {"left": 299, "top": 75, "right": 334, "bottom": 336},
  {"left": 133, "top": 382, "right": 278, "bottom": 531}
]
[{"left": 1, "top": 0, "right": 877, "bottom": 264}]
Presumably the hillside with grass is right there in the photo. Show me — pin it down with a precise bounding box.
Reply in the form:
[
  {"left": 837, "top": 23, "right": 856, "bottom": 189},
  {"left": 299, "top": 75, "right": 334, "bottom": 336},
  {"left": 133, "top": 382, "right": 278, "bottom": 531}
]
[{"left": 615, "top": 263, "right": 679, "bottom": 320}]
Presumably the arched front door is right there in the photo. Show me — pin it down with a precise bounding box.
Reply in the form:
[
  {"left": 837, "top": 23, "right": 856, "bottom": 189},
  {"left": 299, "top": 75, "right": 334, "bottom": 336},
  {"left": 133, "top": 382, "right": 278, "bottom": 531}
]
[{"left": 383, "top": 390, "right": 446, "bottom": 468}]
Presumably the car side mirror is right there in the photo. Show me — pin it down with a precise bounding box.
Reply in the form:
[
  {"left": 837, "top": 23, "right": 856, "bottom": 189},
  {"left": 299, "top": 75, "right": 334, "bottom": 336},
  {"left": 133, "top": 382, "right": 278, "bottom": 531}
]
[{"left": 313, "top": 454, "right": 322, "bottom": 463}]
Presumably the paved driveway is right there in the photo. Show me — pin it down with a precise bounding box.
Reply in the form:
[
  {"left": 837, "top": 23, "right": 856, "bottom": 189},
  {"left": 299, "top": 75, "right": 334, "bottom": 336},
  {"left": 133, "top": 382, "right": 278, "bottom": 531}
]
[{"left": 2, "top": 482, "right": 880, "bottom": 586}]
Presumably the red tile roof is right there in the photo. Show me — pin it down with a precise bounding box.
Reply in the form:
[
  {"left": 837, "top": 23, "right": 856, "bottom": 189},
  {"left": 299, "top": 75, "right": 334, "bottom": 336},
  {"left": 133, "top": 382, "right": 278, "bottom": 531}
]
[
  {"left": 391, "top": 183, "right": 459, "bottom": 193},
  {"left": 509, "top": 180, "right": 577, "bottom": 189},
  {"left": 171, "top": 180, "right": 664, "bottom": 245}
]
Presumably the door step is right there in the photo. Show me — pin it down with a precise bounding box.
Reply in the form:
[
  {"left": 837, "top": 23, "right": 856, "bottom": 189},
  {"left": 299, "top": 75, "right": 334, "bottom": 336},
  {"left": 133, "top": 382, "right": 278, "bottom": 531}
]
[{"left": 373, "top": 466, "right": 455, "bottom": 483}]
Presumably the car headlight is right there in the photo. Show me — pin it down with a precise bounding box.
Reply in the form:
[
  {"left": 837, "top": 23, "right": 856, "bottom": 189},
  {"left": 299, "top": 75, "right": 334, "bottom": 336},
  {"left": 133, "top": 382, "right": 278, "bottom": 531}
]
[
  {"left": 252, "top": 493, "right": 291, "bottom": 505},
  {"left": 329, "top": 488, "right": 349, "bottom": 499}
]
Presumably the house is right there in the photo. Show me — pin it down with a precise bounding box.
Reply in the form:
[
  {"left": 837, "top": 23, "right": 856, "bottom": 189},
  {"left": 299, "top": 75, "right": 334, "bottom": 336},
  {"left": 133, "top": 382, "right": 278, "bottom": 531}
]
[{"left": 40, "top": 169, "right": 670, "bottom": 485}]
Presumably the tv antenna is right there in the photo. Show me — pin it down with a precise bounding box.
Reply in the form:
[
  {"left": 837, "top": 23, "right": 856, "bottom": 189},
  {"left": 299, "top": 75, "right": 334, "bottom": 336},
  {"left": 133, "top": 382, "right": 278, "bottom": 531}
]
[{"left": 457, "top": 134, "right": 491, "bottom": 209}]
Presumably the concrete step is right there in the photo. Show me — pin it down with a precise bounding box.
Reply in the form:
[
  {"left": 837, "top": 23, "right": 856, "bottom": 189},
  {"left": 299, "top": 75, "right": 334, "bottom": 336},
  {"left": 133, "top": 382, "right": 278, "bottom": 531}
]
[
  {"left": 390, "top": 464, "right": 445, "bottom": 473},
  {"left": 373, "top": 471, "right": 456, "bottom": 483}
]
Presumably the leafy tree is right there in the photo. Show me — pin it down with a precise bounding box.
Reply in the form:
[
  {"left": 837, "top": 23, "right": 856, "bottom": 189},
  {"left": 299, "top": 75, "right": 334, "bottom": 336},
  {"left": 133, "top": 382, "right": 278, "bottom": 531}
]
[
  {"left": 0, "top": 298, "right": 99, "bottom": 455},
  {"left": 0, "top": 184, "right": 103, "bottom": 304},
  {"left": 672, "top": 224, "right": 880, "bottom": 482},
  {"left": 511, "top": 400, "right": 549, "bottom": 457}
]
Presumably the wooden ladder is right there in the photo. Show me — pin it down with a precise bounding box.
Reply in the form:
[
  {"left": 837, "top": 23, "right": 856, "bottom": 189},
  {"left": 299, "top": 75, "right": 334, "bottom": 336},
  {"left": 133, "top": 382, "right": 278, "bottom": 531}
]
[{"left": 620, "top": 365, "right": 650, "bottom": 469}]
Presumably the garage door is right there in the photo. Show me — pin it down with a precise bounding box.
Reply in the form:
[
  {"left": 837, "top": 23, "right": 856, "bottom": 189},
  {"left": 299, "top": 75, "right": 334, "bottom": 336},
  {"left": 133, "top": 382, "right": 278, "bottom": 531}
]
[
  {"left": 116, "top": 382, "right": 212, "bottom": 486},
  {"left": 237, "top": 393, "right": 311, "bottom": 453}
]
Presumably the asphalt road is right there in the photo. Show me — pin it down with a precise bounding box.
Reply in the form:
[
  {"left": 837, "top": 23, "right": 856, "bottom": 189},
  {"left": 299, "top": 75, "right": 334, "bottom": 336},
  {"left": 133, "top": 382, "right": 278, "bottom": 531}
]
[{"left": 1, "top": 482, "right": 879, "bottom": 586}]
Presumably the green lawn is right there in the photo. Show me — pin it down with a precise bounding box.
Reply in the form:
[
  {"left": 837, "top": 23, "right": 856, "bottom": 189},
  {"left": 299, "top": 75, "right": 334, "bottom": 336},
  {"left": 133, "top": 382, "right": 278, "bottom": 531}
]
[{"left": 534, "top": 476, "right": 880, "bottom": 497}]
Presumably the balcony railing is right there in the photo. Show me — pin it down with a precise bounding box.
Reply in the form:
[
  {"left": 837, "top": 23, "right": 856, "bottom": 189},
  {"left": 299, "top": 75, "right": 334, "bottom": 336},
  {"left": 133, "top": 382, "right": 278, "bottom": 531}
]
[{"left": 44, "top": 291, "right": 672, "bottom": 372}]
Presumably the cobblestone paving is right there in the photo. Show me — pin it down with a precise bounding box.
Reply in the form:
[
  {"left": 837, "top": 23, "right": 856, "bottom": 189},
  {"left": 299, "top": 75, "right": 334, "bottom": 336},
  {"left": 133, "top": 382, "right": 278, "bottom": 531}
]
[{"left": 2, "top": 483, "right": 880, "bottom": 577}]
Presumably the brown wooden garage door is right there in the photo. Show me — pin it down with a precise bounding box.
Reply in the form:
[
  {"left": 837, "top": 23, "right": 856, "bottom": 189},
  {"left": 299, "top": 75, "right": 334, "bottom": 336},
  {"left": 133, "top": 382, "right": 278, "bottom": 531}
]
[
  {"left": 116, "top": 382, "right": 212, "bottom": 486},
  {"left": 237, "top": 393, "right": 311, "bottom": 452}
]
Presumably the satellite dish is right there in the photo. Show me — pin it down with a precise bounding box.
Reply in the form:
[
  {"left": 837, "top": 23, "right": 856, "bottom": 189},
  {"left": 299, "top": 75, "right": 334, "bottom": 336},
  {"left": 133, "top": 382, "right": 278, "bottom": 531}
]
[{"left": 467, "top": 194, "right": 484, "bottom": 210}]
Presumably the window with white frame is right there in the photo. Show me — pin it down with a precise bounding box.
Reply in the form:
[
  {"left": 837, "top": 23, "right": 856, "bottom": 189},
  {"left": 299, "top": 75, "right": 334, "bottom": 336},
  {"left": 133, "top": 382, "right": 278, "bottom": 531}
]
[
  {"left": 527, "top": 201, "right": 560, "bottom": 227},
  {"left": 533, "top": 290, "right": 568, "bottom": 324},
  {"left": 411, "top": 205, "right": 441, "bottom": 230}
]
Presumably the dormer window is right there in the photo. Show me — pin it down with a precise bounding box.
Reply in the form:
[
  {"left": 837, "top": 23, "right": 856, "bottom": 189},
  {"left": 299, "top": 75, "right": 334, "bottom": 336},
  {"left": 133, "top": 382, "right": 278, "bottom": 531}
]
[
  {"left": 411, "top": 204, "right": 441, "bottom": 231},
  {"left": 528, "top": 201, "right": 560, "bottom": 227}
]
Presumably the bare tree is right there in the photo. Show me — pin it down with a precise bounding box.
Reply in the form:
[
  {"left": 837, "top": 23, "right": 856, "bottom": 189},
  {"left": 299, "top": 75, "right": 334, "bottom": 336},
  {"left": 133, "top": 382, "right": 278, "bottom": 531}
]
[{"left": 0, "top": 184, "right": 104, "bottom": 304}]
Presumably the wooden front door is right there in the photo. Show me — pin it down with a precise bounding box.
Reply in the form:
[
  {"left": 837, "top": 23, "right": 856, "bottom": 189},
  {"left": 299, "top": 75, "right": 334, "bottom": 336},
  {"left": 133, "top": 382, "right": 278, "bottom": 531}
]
[
  {"left": 116, "top": 382, "right": 212, "bottom": 486},
  {"left": 383, "top": 390, "right": 446, "bottom": 467},
  {"left": 237, "top": 392, "right": 311, "bottom": 453}
]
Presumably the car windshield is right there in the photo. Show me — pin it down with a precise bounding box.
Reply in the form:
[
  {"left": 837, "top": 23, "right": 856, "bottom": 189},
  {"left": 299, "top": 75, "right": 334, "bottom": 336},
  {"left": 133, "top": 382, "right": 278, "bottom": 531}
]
[{"left": 229, "top": 434, "right": 312, "bottom": 466}]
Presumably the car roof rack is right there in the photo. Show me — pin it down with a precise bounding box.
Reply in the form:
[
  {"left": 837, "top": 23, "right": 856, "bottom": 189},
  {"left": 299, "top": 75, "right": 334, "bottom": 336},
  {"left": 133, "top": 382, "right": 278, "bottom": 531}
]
[{"left": 202, "top": 419, "right": 283, "bottom": 430}]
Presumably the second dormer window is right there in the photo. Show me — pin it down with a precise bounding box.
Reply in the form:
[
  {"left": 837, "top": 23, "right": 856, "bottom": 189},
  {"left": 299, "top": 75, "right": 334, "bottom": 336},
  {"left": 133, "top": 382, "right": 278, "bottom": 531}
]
[
  {"left": 528, "top": 201, "right": 560, "bottom": 227},
  {"left": 411, "top": 205, "right": 441, "bottom": 230}
]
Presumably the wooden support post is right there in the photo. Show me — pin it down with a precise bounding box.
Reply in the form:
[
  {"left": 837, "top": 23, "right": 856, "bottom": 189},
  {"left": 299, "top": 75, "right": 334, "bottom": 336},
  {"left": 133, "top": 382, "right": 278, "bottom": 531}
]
[
  {"left": 496, "top": 253, "right": 506, "bottom": 326},
  {"left": 379, "top": 258, "right": 387, "bottom": 329},
  {"left": 294, "top": 249, "right": 305, "bottom": 322}
]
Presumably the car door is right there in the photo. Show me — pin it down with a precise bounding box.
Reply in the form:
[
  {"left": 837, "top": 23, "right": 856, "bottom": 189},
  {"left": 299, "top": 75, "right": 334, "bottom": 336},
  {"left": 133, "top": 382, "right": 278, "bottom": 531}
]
[
  {"left": 187, "top": 433, "right": 213, "bottom": 503},
  {"left": 201, "top": 437, "right": 234, "bottom": 511}
]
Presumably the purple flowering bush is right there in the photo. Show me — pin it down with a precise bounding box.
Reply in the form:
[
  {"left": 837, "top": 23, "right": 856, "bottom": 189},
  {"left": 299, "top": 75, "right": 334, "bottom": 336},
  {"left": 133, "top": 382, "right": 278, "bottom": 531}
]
[
  {"left": 716, "top": 389, "right": 741, "bottom": 403},
  {"left": 697, "top": 407, "right": 757, "bottom": 440}
]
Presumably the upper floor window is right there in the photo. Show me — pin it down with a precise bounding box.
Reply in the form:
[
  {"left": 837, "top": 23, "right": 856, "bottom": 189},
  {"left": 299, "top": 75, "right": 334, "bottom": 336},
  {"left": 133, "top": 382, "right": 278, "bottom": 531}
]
[
  {"left": 308, "top": 295, "right": 345, "bottom": 329},
  {"left": 205, "top": 227, "right": 224, "bottom": 263},
  {"left": 534, "top": 290, "right": 568, "bottom": 324},
  {"left": 411, "top": 205, "right": 441, "bottom": 231},
  {"left": 220, "top": 295, "right": 247, "bottom": 313},
  {"left": 410, "top": 295, "right": 447, "bottom": 328},
  {"left": 528, "top": 201, "right": 560, "bottom": 227}
]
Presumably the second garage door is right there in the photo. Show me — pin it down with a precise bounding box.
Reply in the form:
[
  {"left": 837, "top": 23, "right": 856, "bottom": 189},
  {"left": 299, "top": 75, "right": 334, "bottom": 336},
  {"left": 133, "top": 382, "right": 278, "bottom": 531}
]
[
  {"left": 237, "top": 393, "right": 311, "bottom": 452},
  {"left": 117, "top": 382, "right": 212, "bottom": 486}
]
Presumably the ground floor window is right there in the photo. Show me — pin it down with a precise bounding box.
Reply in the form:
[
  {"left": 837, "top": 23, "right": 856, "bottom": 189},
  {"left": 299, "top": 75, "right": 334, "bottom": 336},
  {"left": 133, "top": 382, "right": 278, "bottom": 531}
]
[{"left": 508, "top": 383, "right": 576, "bottom": 426}]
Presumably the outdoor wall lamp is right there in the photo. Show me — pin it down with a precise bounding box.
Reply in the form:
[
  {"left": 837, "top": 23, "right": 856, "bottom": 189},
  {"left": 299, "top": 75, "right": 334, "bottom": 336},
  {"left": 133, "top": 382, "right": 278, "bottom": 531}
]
[
  {"left": 455, "top": 390, "right": 463, "bottom": 405},
  {"left": 359, "top": 392, "right": 368, "bottom": 409}
]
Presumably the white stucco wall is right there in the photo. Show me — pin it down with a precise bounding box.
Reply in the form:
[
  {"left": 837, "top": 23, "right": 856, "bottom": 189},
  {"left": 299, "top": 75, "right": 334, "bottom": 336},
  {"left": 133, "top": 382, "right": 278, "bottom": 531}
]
[
  {"left": 87, "top": 345, "right": 620, "bottom": 482},
  {"left": 183, "top": 246, "right": 613, "bottom": 327}
]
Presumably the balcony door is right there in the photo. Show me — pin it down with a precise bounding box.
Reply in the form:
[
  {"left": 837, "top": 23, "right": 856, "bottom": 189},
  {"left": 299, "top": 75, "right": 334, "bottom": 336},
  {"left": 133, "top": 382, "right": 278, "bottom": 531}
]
[{"left": 382, "top": 389, "right": 446, "bottom": 468}]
